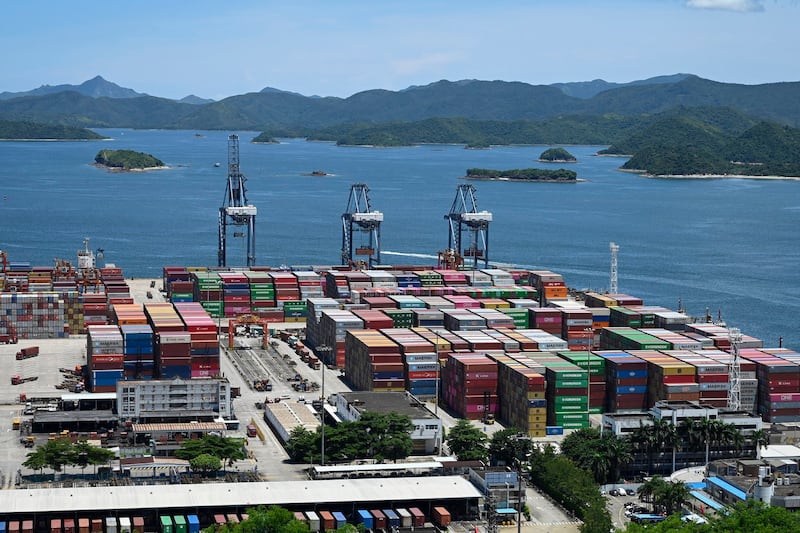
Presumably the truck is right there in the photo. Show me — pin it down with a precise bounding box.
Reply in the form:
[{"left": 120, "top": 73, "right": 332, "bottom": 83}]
[
  {"left": 11, "top": 375, "right": 39, "bottom": 385},
  {"left": 246, "top": 424, "right": 258, "bottom": 437},
  {"left": 15, "top": 346, "right": 39, "bottom": 360},
  {"left": 308, "top": 356, "right": 321, "bottom": 370},
  {"left": 0, "top": 332, "right": 17, "bottom": 344}
]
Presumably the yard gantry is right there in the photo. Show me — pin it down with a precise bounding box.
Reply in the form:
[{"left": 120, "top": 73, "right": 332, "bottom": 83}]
[
  {"left": 341, "top": 183, "right": 383, "bottom": 268},
  {"left": 218, "top": 134, "right": 257, "bottom": 267}
]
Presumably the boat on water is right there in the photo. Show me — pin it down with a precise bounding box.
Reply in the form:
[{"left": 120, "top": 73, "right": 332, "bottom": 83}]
[{"left": 214, "top": 162, "right": 221, "bottom": 168}]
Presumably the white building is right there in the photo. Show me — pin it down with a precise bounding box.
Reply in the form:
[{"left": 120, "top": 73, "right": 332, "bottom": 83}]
[{"left": 117, "top": 378, "right": 234, "bottom": 423}]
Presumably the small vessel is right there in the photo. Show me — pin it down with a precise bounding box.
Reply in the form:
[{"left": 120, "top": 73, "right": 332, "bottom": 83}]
[
  {"left": 310, "top": 170, "right": 328, "bottom": 176},
  {"left": 214, "top": 162, "right": 221, "bottom": 168}
]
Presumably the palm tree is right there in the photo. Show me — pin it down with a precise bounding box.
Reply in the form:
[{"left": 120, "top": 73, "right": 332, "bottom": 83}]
[
  {"left": 660, "top": 480, "right": 691, "bottom": 515},
  {"left": 587, "top": 450, "right": 611, "bottom": 485},
  {"left": 750, "top": 429, "right": 769, "bottom": 459},
  {"left": 650, "top": 418, "right": 676, "bottom": 474},
  {"left": 602, "top": 434, "right": 633, "bottom": 483},
  {"left": 680, "top": 418, "right": 705, "bottom": 461}
]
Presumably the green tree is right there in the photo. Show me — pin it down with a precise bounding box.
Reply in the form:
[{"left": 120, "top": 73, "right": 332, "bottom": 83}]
[
  {"left": 190, "top": 453, "right": 222, "bottom": 477},
  {"left": 488, "top": 429, "right": 532, "bottom": 467},
  {"left": 21, "top": 447, "right": 48, "bottom": 475},
  {"left": 445, "top": 420, "right": 488, "bottom": 462},
  {"left": 72, "top": 439, "right": 115, "bottom": 475},
  {"left": 38, "top": 439, "right": 74, "bottom": 473},
  {"left": 637, "top": 476, "right": 690, "bottom": 516},
  {"left": 285, "top": 426, "right": 320, "bottom": 463},
  {"left": 175, "top": 435, "right": 247, "bottom": 471}
]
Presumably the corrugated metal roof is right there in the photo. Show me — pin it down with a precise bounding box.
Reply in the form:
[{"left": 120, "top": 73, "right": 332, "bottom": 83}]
[
  {"left": 0, "top": 476, "right": 482, "bottom": 514},
  {"left": 131, "top": 422, "right": 227, "bottom": 432}
]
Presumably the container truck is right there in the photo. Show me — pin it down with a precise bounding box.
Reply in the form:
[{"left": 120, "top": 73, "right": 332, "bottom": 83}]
[
  {"left": 15, "top": 346, "right": 39, "bottom": 360},
  {"left": 132, "top": 517, "right": 145, "bottom": 533},
  {"left": 118, "top": 518, "right": 131, "bottom": 533}
]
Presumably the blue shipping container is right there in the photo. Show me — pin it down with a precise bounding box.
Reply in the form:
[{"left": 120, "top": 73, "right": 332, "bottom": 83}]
[
  {"left": 546, "top": 426, "right": 565, "bottom": 436},
  {"left": 332, "top": 512, "right": 346, "bottom": 528},
  {"left": 357, "top": 510, "right": 373, "bottom": 529}
]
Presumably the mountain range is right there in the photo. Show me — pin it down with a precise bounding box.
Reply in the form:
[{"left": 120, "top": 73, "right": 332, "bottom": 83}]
[{"left": 0, "top": 74, "right": 799, "bottom": 130}]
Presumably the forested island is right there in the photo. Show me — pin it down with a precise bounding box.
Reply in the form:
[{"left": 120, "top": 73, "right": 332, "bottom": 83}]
[
  {"left": 464, "top": 168, "right": 578, "bottom": 182},
  {"left": 602, "top": 119, "right": 800, "bottom": 177},
  {"left": 538, "top": 147, "right": 577, "bottom": 162},
  {"left": 0, "top": 120, "right": 105, "bottom": 140},
  {"left": 94, "top": 149, "right": 165, "bottom": 171},
  {"left": 251, "top": 132, "right": 279, "bottom": 144}
]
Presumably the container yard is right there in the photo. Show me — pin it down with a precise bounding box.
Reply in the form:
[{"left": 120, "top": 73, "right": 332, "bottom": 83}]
[{"left": 2, "top": 245, "right": 800, "bottom": 530}]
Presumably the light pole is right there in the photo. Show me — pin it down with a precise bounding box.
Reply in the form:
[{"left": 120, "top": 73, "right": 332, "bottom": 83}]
[
  {"left": 316, "top": 345, "right": 332, "bottom": 465},
  {"left": 512, "top": 435, "right": 531, "bottom": 533}
]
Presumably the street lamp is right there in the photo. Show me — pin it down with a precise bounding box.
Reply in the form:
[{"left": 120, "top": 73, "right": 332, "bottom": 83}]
[{"left": 315, "top": 345, "right": 332, "bottom": 466}]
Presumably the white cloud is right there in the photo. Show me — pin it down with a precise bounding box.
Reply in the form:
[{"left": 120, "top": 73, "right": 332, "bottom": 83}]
[{"left": 685, "top": 0, "right": 765, "bottom": 12}]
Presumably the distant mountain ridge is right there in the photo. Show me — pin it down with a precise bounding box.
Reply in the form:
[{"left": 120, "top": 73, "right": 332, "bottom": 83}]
[{"left": 1, "top": 74, "right": 800, "bottom": 130}]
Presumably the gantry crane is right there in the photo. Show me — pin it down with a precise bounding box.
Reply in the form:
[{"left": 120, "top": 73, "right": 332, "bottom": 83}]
[
  {"left": 443, "top": 184, "right": 492, "bottom": 269},
  {"left": 727, "top": 327, "right": 743, "bottom": 411},
  {"left": 218, "top": 134, "right": 257, "bottom": 267},
  {"left": 341, "top": 183, "right": 383, "bottom": 268}
]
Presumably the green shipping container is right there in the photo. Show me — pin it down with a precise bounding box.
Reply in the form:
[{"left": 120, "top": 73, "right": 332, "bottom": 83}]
[
  {"left": 160, "top": 516, "right": 173, "bottom": 533},
  {"left": 553, "top": 396, "right": 589, "bottom": 407},
  {"left": 173, "top": 516, "right": 187, "bottom": 533}
]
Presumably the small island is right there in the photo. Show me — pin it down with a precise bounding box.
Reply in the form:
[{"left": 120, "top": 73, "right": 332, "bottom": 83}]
[
  {"left": 94, "top": 149, "right": 165, "bottom": 171},
  {"left": 463, "top": 167, "right": 579, "bottom": 183},
  {"left": 538, "top": 147, "right": 577, "bottom": 163},
  {"left": 252, "top": 132, "right": 279, "bottom": 144}
]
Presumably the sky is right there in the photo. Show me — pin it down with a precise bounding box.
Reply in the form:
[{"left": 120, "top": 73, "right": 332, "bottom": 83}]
[{"left": 1, "top": 0, "right": 796, "bottom": 100}]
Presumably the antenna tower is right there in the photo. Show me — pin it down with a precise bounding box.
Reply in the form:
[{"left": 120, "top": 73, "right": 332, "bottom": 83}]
[
  {"left": 609, "top": 242, "right": 619, "bottom": 293},
  {"left": 727, "top": 327, "right": 742, "bottom": 411}
]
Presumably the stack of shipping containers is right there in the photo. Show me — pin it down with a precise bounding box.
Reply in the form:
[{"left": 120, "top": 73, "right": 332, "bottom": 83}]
[
  {"left": 634, "top": 351, "right": 699, "bottom": 404},
  {"left": 146, "top": 303, "right": 191, "bottom": 379},
  {"left": 380, "top": 328, "right": 436, "bottom": 396},
  {"left": 601, "top": 352, "right": 649, "bottom": 412},
  {"left": 558, "top": 351, "right": 606, "bottom": 413},
  {"left": 528, "top": 270, "right": 567, "bottom": 304},
  {"left": 219, "top": 272, "right": 250, "bottom": 317},
  {"left": 86, "top": 325, "right": 124, "bottom": 392},
  {"left": 525, "top": 352, "right": 589, "bottom": 429},
  {"left": 744, "top": 350, "right": 800, "bottom": 422},
  {"left": 560, "top": 309, "right": 594, "bottom": 350},
  {"left": 120, "top": 323, "right": 155, "bottom": 380},
  {"left": 492, "top": 353, "right": 547, "bottom": 436},
  {"left": 344, "top": 329, "right": 402, "bottom": 391},
  {"left": 192, "top": 271, "right": 223, "bottom": 318},
  {"left": 244, "top": 270, "right": 277, "bottom": 318},
  {"left": 317, "top": 309, "right": 364, "bottom": 367},
  {"left": 174, "top": 302, "right": 220, "bottom": 378},
  {"left": 305, "top": 297, "right": 340, "bottom": 349},
  {"left": 443, "top": 353, "right": 498, "bottom": 420}
]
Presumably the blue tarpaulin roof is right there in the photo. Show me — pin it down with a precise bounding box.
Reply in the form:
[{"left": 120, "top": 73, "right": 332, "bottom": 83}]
[
  {"left": 691, "top": 490, "right": 725, "bottom": 511},
  {"left": 705, "top": 477, "right": 747, "bottom": 501},
  {"left": 496, "top": 508, "right": 517, "bottom": 514},
  {"left": 686, "top": 481, "right": 706, "bottom": 490}
]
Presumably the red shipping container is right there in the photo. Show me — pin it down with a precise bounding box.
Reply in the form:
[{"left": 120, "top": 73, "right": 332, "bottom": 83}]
[
  {"left": 662, "top": 374, "right": 696, "bottom": 384},
  {"left": 698, "top": 373, "right": 730, "bottom": 383}
]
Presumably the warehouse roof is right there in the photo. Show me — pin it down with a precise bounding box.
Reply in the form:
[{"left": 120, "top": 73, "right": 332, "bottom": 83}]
[
  {"left": 131, "top": 422, "right": 227, "bottom": 432},
  {"left": 0, "top": 476, "right": 481, "bottom": 514},
  {"left": 340, "top": 392, "right": 436, "bottom": 420}
]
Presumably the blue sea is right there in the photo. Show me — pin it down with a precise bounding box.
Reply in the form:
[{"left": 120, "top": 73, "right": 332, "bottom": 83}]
[{"left": 0, "top": 129, "right": 798, "bottom": 349}]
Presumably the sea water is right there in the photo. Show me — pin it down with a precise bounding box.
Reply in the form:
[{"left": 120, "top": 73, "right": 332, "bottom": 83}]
[{"left": 0, "top": 129, "right": 797, "bottom": 349}]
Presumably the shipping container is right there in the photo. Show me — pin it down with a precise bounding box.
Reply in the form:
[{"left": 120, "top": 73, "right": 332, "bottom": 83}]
[
  {"left": 395, "top": 509, "right": 412, "bottom": 528},
  {"left": 159, "top": 517, "right": 172, "bottom": 533},
  {"left": 432, "top": 507, "right": 451, "bottom": 528},
  {"left": 173, "top": 516, "right": 187, "bottom": 533},
  {"left": 356, "top": 510, "right": 373, "bottom": 530},
  {"left": 409, "top": 508, "right": 425, "bottom": 527}
]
